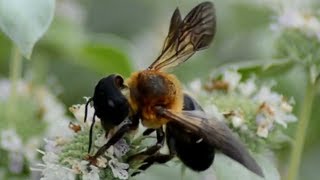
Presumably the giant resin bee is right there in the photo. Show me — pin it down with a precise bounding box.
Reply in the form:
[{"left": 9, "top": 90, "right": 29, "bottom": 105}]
[{"left": 84, "top": 1, "right": 264, "bottom": 177}]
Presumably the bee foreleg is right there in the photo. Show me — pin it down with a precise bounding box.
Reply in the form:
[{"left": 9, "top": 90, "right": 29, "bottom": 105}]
[{"left": 88, "top": 123, "right": 131, "bottom": 164}]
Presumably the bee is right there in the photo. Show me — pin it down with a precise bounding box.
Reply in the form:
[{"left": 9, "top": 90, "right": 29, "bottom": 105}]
[{"left": 85, "top": 1, "right": 264, "bottom": 177}]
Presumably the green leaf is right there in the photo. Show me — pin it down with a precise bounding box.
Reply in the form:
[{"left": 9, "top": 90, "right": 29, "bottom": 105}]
[
  {"left": 0, "top": 0, "right": 55, "bottom": 58},
  {"left": 214, "top": 153, "right": 280, "bottom": 180},
  {"left": 79, "top": 38, "right": 132, "bottom": 77}
]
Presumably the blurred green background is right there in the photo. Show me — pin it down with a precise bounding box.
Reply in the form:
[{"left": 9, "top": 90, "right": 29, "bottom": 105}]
[{"left": 0, "top": 0, "right": 319, "bottom": 179}]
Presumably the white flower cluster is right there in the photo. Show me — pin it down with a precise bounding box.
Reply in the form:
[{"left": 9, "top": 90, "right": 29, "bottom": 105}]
[
  {"left": 188, "top": 70, "right": 297, "bottom": 139},
  {"left": 0, "top": 79, "right": 73, "bottom": 178},
  {"left": 36, "top": 102, "right": 131, "bottom": 180},
  {"left": 0, "top": 79, "right": 30, "bottom": 101},
  {"left": 268, "top": 1, "right": 320, "bottom": 40}
]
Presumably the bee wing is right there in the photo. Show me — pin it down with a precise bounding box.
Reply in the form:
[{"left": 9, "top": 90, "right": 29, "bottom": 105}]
[
  {"left": 156, "top": 107, "right": 264, "bottom": 177},
  {"left": 148, "top": 2, "right": 216, "bottom": 71}
]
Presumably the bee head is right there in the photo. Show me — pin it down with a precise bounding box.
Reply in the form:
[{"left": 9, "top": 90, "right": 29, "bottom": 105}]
[{"left": 85, "top": 74, "right": 130, "bottom": 127}]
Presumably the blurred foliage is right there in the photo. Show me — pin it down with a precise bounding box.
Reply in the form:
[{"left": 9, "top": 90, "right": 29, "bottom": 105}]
[{"left": 0, "top": 0, "right": 319, "bottom": 179}]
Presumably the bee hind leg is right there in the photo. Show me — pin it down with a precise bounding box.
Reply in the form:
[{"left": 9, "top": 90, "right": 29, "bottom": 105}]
[{"left": 131, "top": 153, "right": 174, "bottom": 176}]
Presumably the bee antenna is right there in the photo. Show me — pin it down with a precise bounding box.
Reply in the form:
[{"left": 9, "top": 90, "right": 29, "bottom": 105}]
[
  {"left": 84, "top": 97, "right": 93, "bottom": 123},
  {"left": 88, "top": 112, "right": 96, "bottom": 153}
]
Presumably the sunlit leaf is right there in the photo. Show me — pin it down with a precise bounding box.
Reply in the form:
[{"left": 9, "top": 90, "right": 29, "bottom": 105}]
[{"left": 0, "top": 0, "right": 55, "bottom": 58}]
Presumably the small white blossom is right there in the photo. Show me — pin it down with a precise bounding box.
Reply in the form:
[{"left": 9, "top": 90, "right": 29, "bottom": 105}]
[
  {"left": 203, "top": 104, "right": 225, "bottom": 121},
  {"left": 270, "top": 2, "right": 320, "bottom": 40},
  {"left": 281, "top": 100, "right": 293, "bottom": 112},
  {"left": 24, "top": 138, "right": 41, "bottom": 163},
  {"left": 256, "top": 114, "right": 273, "bottom": 138},
  {"left": 273, "top": 108, "right": 297, "bottom": 128},
  {"left": 0, "top": 129, "right": 22, "bottom": 152},
  {"left": 96, "top": 157, "right": 108, "bottom": 168},
  {"left": 42, "top": 152, "right": 59, "bottom": 165},
  {"left": 44, "top": 138, "right": 60, "bottom": 153},
  {"left": 108, "top": 158, "right": 129, "bottom": 180},
  {"left": 0, "top": 79, "right": 30, "bottom": 101},
  {"left": 41, "top": 163, "right": 75, "bottom": 180},
  {"left": 188, "top": 79, "right": 203, "bottom": 94},
  {"left": 223, "top": 70, "right": 241, "bottom": 91},
  {"left": 39, "top": 151, "right": 76, "bottom": 180},
  {"left": 113, "top": 139, "right": 130, "bottom": 158},
  {"left": 69, "top": 103, "right": 100, "bottom": 126},
  {"left": 36, "top": 88, "right": 74, "bottom": 139},
  {"left": 231, "top": 116, "right": 244, "bottom": 128},
  {"left": 8, "top": 152, "right": 24, "bottom": 173},
  {"left": 83, "top": 165, "right": 100, "bottom": 180},
  {"left": 237, "top": 78, "right": 257, "bottom": 97},
  {"left": 65, "top": 160, "right": 101, "bottom": 179},
  {"left": 254, "top": 86, "right": 297, "bottom": 131},
  {"left": 254, "top": 86, "right": 282, "bottom": 105},
  {"left": 71, "top": 160, "right": 88, "bottom": 174}
]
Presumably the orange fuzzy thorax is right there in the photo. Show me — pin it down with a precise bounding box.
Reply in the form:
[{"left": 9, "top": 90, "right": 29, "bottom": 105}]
[{"left": 126, "top": 70, "right": 183, "bottom": 128}]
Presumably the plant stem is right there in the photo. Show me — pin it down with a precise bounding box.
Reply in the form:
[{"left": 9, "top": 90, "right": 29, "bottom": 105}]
[
  {"left": 287, "top": 76, "right": 317, "bottom": 180},
  {"left": 6, "top": 46, "right": 23, "bottom": 126}
]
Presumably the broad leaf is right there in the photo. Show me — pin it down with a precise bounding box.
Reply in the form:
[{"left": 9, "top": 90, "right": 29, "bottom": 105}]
[{"left": 0, "top": 0, "right": 55, "bottom": 58}]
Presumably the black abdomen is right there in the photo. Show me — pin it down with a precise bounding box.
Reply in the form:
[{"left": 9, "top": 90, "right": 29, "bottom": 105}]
[{"left": 166, "top": 94, "right": 215, "bottom": 171}]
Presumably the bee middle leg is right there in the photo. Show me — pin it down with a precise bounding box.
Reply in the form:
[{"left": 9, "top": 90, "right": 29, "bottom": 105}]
[
  {"left": 127, "top": 126, "right": 165, "bottom": 162},
  {"left": 131, "top": 132, "right": 177, "bottom": 176}
]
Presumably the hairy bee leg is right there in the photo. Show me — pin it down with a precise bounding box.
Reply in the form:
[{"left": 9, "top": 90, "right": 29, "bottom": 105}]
[
  {"left": 127, "top": 127, "right": 165, "bottom": 162},
  {"left": 132, "top": 132, "right": 177, "bottom": 176},
  {"left": 131, "top": 154, "right": 174, "bottom": 176},
  {"left": 89, "top": 124, "right": 131, "bottom": 162}
]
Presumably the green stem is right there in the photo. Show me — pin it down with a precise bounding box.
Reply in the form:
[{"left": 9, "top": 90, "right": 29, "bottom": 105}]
[
  {"left": 5, "top": 46, "right": 23, "bottom": 126},
  {"left": 287, "top": 76, "right": 317, "bottom": 180}
]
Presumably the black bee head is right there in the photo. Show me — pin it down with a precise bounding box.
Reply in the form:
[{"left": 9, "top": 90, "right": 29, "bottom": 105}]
[{"left": 86, "top": 74, "right": 130, "bottom": 127}]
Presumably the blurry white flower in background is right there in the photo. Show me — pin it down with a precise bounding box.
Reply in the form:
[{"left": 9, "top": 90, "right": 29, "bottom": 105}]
[
  {"left": 0, "top": 129, "right": 22, "bottom": 152},
  {"left": 32, "top": 150, "right": 76, "bottom": 180},
  {"left": 254, "top": 86, "right": 297, "bottom": 130},
  {"left": 0, "top": 79, "right": 77, "bottom": 179},
  {"left": 238, "top": 77, "right": 257, "bottom": 97},
  {"left": 259, "top": 0, "right": 320, "bottom": 40},
  {"left": 187, "top": 70, "right": 297, "bottom": 141},
  {"left": 203, "top": 104, "right": 225, "bottom": 121},
  {"left": 24, "top": 138, "right": 41, "bottom": 163},
  {"left": 222, "top": 70, "right": 242, "bottom": 91},
  {"left": 188, "top": 79, "right": 203, "bottom": 95},
  {"left": 0, "top": 79, "right": 29, "bottom": 101},
  {"left": 36, "top": 87, "right": 74, "bottom": 139}
]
